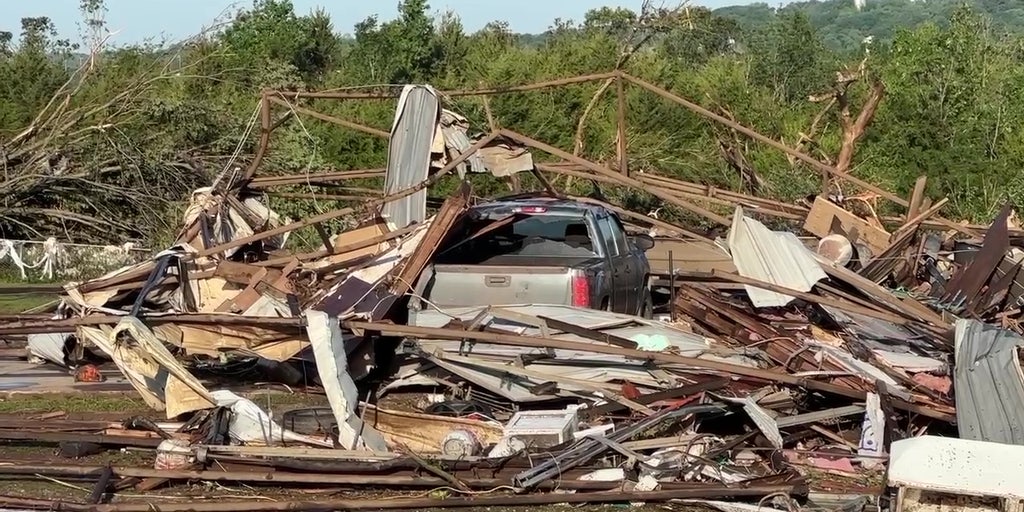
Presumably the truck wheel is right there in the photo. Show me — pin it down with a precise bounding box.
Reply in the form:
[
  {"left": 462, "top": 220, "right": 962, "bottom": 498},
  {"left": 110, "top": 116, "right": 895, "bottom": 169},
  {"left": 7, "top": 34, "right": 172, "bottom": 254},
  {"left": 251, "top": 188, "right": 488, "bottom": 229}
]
[{"left": 639, "top": 289, "right": 654, "bottom": 319}]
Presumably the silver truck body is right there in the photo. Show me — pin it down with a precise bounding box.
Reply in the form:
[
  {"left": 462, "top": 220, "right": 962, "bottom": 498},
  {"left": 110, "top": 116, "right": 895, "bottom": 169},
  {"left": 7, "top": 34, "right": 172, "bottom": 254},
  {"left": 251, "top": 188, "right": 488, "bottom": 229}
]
[{"left": 408, "top": 196, "right": 652, "bottom": 325}]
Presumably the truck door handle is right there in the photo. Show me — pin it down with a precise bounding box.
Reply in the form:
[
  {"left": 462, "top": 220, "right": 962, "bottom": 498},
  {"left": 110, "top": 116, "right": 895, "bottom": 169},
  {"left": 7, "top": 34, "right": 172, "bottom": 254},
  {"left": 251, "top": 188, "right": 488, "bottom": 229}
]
[{"left": 485, "top": 275, "right": 510, "bottom": 287}]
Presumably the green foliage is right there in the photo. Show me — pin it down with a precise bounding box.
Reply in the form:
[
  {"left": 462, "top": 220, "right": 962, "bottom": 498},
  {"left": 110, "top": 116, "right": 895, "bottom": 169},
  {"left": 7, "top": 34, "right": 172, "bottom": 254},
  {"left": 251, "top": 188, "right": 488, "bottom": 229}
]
[
  {"left": 750, "top": 11, "right": 836, "bottom": 103},
  {"left": 220, "top": 0, "right": 340, "bottom": 85},
  {"left": 6, "top": 0, "right": 1024, "bottom": 244},
  {"left": 717, "top": 0, "right": 1024, "bottom": 54}
]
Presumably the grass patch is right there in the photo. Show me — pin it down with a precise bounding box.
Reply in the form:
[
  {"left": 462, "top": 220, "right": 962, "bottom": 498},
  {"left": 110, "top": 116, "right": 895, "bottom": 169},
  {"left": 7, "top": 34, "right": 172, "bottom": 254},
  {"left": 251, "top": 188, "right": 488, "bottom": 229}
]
[
  {"left": 0, "top": 393, "right": 151, "bottom": 414},
  {"left": 0, "top": 292, "right": 57, "bottom": 314},
  {"left": 0, "top": 390, "right": 330, "bottom": 415}
]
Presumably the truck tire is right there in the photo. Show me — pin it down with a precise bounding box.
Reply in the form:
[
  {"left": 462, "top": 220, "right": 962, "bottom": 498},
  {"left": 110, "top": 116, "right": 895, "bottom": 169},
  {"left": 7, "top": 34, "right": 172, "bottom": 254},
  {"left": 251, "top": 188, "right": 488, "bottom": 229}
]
[{"left": 639, "top": 289, "right": 654, "bottom": 319}]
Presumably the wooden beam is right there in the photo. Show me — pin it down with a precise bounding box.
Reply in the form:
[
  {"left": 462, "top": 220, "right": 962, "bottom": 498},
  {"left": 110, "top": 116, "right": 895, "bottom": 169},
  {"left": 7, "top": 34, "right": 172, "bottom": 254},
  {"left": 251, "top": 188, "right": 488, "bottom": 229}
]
[
  {"left": 616, "top": 74, "right": 628, "bottom": 176},
  {"left": 907, "top": 176, "right": 927, "bottom": 221},
  {"left": 267, "top": 96, "right": 390, "bottom": 138},
  {"left": 239, "top": 93, "right": 272, "bottom": 183},
  {"left": 197, "top": 131, "right": 499, "bottom": 259},
  {"left": 314, "top": 222, "right": 335, "bottom": 254},
  {"left": 499, "top": 129, "right": 731, "bottom": 226}
]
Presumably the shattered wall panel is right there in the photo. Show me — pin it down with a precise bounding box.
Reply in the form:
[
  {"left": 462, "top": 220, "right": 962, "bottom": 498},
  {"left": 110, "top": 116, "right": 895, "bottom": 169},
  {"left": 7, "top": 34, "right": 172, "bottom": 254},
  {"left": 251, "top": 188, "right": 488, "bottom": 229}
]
[{"left": 80, "top": 318, "right": 217, "bottom": 418}]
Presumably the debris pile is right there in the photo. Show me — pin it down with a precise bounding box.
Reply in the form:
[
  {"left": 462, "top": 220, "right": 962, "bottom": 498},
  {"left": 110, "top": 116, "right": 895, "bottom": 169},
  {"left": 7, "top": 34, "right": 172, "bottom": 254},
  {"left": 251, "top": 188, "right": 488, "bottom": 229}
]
[{"left": 0, "top": 74, "right": 1022, "bottom": 511}]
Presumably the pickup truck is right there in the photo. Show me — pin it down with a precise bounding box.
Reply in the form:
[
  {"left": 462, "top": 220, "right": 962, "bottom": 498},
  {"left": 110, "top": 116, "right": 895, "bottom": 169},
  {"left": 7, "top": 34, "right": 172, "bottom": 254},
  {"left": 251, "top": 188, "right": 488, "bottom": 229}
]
[{"left": 408, "top": 196, "right": 655, "bottom": 321}]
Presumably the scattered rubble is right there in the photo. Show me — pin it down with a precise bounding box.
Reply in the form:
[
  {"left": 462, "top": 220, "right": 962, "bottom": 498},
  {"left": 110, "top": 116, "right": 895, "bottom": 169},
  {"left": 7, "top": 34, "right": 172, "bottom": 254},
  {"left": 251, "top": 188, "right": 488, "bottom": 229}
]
[{"left": 1, "top": 71, "right": 1022, "bottom": 511}]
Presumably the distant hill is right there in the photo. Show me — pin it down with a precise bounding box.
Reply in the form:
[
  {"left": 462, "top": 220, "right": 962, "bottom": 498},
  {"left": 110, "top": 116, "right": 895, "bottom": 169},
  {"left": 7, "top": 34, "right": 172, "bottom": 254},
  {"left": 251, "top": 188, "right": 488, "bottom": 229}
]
[{"left": 715, "top": 0, "right": 1024, "bottom": 51}]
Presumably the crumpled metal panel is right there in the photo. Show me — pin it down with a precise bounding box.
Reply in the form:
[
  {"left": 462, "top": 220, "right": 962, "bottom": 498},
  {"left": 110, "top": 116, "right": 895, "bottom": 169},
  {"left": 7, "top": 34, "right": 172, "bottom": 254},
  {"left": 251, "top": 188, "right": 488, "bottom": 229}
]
[
  {"left": 408, "top": 304, "right": 761, "bottom": 401},
  {"left": 422, "top": 353, "right": 665, "bottom": 402},
  {"left": 940, "top": 204, "right": 1012, "bottom": 314},
  {"left": 820, "top": 305, "right": 945, "bottom": 359},
  {"left": 954, "top": 319, "right": 1024, "bottom": 444},
  {"left": 439, "top": 109, "right": 485, "bottom": 178},
  {"left": 383, "top": 85, "right": 440, "bottom": 229},
  {"left": 412, "top": 304, "right": 725, "bottom": 357},
  {"left": 727, "top": 206, "right": 827, "bottom": 308}
]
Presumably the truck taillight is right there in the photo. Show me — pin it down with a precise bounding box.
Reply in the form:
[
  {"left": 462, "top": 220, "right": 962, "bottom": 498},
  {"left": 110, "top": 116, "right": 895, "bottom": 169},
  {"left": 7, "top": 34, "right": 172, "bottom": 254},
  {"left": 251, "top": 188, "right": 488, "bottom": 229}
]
[{"left": 571, "top": 271, "right": 590, "bottom": 308}]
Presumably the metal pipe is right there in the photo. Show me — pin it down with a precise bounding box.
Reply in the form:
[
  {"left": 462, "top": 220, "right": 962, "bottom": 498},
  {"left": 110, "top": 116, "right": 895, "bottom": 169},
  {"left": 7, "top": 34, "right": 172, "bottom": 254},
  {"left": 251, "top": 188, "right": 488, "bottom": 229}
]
[
  {"left": 669, "top": 249, "right": 676, "bottom": 322},
  {"left": 280, "top": 72, "right": 619, "bottom": 100}
]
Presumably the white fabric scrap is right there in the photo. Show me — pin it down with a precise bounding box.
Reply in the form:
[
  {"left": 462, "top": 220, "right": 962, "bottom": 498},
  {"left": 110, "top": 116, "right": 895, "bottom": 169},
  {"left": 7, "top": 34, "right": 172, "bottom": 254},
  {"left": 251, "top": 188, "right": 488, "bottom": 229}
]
[
  {"left": 210, "top": 390, "right": 332, "bottom": 447},
  {"left": 37, "top": 237, "right": 61, "bottom": 279},
  {"left": 858, "top": 391, "right": 886, "bottom": 468},
  {"left": 0, "top": 240, "right": 27, "bottom": 279}
]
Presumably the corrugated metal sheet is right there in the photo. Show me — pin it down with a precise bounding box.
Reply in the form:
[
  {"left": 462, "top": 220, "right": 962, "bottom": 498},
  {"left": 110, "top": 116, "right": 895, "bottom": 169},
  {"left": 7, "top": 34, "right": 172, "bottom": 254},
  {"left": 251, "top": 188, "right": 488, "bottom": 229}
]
[
  {"left": 727, "top": 206, "right": 827, "bottom": 308},
  {"left": 439, "top": 109, "right": 485, "bottom": 178},
  {"left": 383, "top": 85, "right": 440, "bottom": 229},
  {"left": 954, "top": 319, "right": 1024, "bottom": 444},
  {"left": 412, "top": 304, "right": 750, "bottom": 361}
]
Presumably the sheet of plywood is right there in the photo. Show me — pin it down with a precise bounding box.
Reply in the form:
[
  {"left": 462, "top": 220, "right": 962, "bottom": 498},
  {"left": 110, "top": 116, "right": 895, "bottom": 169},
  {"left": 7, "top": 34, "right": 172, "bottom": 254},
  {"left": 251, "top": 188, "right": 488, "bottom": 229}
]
[
  {"left": 173, "top": 323, "right": 302, "bottom": 359},
  {"left": 647, "top": 239, "right": 736, "bottom": 275},
  {"left": 804, "top": 196, "right": 891, "bottom": 254},
  {"left": 251, "top": 338, "right": 310, "bottom": 361},
  {"left": 325, "top": 220, "right": 390, "bottom": 266},
  {"left": 195, "top": 277, "right": 242, "bottom": 313}
]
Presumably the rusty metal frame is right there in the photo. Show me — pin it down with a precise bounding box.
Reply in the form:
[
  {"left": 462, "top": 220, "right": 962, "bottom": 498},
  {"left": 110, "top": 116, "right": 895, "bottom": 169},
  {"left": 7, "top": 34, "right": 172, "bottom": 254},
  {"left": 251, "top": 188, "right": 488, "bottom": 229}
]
[{"left": 231, "top": 69, "right": 975, "bottom": 245}]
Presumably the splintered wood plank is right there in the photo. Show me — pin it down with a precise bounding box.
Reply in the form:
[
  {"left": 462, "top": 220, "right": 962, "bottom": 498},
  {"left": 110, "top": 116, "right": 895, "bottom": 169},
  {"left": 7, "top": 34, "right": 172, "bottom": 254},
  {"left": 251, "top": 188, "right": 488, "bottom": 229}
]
[{"left": 803, "top": 196, "right": 891, "bottom": 255}]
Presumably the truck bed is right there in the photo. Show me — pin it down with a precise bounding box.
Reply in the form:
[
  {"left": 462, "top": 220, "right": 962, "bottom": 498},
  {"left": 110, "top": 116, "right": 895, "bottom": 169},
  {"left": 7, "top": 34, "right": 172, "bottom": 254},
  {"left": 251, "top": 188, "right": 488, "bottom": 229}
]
[{"left": 416, "top": 259, "right": 599, "bottom": 310}]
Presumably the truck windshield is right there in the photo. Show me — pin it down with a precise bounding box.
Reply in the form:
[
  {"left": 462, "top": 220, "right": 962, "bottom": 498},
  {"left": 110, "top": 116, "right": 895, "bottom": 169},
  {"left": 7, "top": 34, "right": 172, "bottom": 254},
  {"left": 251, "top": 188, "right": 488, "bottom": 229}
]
[{"left": 436, "top": 214, "right": 598, "bottom": 264}]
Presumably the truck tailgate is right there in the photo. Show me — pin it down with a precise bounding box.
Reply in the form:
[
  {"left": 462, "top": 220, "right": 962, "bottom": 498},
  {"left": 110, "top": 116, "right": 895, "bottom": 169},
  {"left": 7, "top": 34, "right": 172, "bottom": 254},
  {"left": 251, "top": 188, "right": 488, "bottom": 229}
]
[{"left": 423, "top": 264, "right": 572, "bottom": 308}]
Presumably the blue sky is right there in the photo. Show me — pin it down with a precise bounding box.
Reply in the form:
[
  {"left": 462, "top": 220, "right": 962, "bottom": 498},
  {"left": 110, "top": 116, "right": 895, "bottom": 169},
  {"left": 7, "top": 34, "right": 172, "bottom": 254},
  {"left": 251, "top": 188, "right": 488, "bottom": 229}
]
[{"left": 4, "top": 0, "right": 779, "bottom": 45}]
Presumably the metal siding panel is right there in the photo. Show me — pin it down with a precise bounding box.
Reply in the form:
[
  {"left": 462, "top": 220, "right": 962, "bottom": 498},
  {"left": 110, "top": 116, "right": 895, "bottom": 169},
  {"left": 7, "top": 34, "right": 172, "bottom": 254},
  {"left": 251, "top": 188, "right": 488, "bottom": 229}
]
[
  {"left": 383, "top": 86, "right": 440, "bottom": 228},
  {"left": 728, "top": 207, "right": 827, "bottom": 308},
  {"left": 954, "top": 319, "right": 1024, "bottom": 445}
]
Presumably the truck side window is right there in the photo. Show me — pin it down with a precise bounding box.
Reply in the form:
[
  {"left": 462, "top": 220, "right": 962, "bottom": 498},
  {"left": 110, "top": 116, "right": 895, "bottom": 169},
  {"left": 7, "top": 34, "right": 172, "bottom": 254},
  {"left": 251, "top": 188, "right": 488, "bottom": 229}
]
[
  {"left": 609, "top": 215, "right": 631, "bottom": 252},
  {"left": 597, "top": 216, "right": 627, "bottom": 257}
]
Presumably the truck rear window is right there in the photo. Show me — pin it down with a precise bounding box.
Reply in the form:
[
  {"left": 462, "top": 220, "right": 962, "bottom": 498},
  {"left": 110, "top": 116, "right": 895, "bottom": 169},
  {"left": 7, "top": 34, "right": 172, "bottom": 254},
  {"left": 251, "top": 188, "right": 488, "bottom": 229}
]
[{"left": 436, "top": 214, "right": 598, "bottom": 264}]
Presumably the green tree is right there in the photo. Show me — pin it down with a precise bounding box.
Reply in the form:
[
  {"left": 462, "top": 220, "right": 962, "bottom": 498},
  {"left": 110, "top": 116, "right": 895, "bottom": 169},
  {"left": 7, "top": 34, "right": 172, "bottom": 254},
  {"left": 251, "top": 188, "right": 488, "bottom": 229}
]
[{"left": 751, "top": 12, "right": 834, "bottom": 103}]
